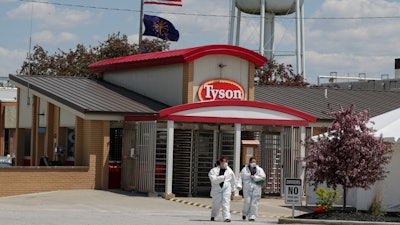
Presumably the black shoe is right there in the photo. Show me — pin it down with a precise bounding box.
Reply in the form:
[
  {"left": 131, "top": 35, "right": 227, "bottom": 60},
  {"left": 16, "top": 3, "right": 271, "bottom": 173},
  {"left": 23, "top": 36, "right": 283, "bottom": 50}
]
[
  {"left": 210, "top": 217, "right": 214, "bottom": 221},
  {"left": 224, "top": 219, "right": 231, "bottom": 222},
  {"left": 249, "top": 218, "right": 255, "bottom": 222},
  {"left": 242, "top": 216, "right": 246, "bottom": 220}
]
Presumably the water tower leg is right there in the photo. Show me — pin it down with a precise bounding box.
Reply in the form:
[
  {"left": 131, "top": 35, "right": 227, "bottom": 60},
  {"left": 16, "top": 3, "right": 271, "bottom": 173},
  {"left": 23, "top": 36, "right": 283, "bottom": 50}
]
[
  {"left": 228, "top": 0, "right": 236, "bottom": 45},
  {"left": 259, "top": 0, "right": 265, "bottom": 56},
  {"left": 296, "top": 0, "right": 306, "bottom": 79},
  {"left": 235, "top": 10, "right": 241, "bottom": 46},
  {"left": 300, "top": 2, "right": 306, "bottom": 80},
  {"left": 263, "top": 13, "right": 275, "bottom": 60},
  {"left": 296, "top": 0, "right": 301, "bottom": 75}
]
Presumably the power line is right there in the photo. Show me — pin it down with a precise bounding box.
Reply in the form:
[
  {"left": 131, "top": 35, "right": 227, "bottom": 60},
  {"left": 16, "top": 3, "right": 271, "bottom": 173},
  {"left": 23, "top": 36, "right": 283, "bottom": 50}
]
[
  {"left": 18, "top": 0, "right": 400, "bottom": 20},
  {"left": 304, "top": 16, "right": 400, "bottom": 20},
  {"left": 18, "top": 0, "right": 229, "bottom": 18}
]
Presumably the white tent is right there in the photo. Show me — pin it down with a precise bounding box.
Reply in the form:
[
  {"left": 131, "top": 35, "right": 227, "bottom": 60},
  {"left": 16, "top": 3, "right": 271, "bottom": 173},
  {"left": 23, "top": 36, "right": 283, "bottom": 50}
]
[
  {"left": 311, "top": 107, "right": 400, "bottom": 142},
  {"left": 306, "top": 108, "right": 400, "bottom": 212},
  {"left": 368, "top": 108, "right": 400, "bottom": 142}
]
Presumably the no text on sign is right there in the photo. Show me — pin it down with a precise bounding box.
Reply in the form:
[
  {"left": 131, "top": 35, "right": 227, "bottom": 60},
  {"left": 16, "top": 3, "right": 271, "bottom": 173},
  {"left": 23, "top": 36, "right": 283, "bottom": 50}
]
[{"left": 285, "top": 178, "right": 302, "bottom": 205}]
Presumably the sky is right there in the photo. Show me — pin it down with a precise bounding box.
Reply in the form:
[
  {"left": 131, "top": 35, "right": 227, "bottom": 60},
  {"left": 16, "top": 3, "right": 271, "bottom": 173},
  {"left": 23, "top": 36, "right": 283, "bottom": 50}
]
[{"left": 1, "top": 0, "right": 400, "bottom": 85}]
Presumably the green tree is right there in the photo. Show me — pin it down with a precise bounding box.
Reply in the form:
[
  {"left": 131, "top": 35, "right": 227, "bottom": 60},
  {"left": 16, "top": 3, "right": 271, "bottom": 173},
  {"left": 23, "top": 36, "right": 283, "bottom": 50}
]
[
  {"left": 18, "top": 33, "right": 170, "bottom": 77},
  {"left": 305, "top": 105, "right": 393, "bottom": 210}
]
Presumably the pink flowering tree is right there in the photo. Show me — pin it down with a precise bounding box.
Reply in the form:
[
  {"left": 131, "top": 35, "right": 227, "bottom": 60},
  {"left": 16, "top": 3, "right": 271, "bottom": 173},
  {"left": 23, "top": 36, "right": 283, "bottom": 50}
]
[{"left": 305, "top": 105, "right": 393, "bottom": 210}]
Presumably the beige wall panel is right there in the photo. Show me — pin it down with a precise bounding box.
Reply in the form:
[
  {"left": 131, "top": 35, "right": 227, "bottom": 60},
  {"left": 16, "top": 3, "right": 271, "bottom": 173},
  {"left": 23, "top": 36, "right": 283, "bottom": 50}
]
[
  {"left": 18, "top": 89, "right": 32, "bottom": 128},
  {"left": 60, "top": 108, "right": 76, "bottom": 127},
  {"left": 38, "top": 98, "right": 47, "bottom": 127},
  {"left": 4, "top": 105, "right": 16, "bottom": 128},
  {"left": 103, "top": 64, "right": 183, "bottom": 106},
  {"left": 192, "top": 55, "right": 249, "bottom": 102}
]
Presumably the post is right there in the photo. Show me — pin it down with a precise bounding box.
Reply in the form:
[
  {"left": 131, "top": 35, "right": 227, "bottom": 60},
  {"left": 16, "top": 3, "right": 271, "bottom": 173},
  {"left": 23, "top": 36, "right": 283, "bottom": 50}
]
[
  {"left": 299, "top": 126, "right": 306, "bottom": 204},
  {"left": 292, "top": 204, "right": 295, "bottom": 218},
  {"left": 233, "top": 123, "right": 241, "bottom": 198},
  {"left": 138, "top": 0, "right": 144, "bottom": 49},
  {"left": 164, "top": 120, "right": 175, "bottom": 199}
]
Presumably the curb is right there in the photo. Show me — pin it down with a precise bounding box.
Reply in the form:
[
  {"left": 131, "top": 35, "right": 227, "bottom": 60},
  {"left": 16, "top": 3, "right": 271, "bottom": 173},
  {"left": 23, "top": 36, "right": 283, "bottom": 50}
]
[{"left": 278, "top": 218, "right": 400, "bottom": 225}]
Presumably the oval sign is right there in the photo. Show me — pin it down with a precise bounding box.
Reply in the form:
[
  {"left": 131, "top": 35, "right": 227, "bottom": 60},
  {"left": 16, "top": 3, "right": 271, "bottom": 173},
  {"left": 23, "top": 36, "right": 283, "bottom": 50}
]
[{"left": 197, "top": 79, "right": 246, "bottom": 101}]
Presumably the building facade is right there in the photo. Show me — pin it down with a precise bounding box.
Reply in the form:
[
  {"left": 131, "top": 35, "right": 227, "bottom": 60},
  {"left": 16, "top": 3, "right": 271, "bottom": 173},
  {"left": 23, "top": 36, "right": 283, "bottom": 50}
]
[
  {"left": 88, "top": 44, "right": 316, "bottom": 197},
  {"left": 5, "top": 44, "right": 400, "bottom": 198}
]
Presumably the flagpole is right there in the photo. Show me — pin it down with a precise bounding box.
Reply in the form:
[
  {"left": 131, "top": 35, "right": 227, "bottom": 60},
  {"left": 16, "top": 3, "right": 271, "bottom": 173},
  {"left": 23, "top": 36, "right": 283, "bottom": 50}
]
[{"left": 139, "top": 0, "right": 144, "bottom": 49}]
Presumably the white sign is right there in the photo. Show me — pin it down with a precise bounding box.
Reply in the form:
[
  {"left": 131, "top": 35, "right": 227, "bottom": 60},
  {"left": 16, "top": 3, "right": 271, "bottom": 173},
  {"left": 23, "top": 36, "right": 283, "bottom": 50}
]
[
  {"left": 197, "top": 79, "right": 245, "bottom": 101},
  {"left": 285, "top": 178, "right": 302, "bottom": 205}
]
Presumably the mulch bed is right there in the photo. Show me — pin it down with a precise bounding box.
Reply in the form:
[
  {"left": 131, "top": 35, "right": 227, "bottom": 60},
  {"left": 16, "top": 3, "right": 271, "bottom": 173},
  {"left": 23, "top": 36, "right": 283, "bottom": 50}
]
[{"left": 296, "top": 210, "right": 400, "bottom": 222}]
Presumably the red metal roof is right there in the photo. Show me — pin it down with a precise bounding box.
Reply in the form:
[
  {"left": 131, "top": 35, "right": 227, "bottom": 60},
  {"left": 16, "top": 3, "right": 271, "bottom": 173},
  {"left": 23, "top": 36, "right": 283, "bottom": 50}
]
[
  {"left": 88, "top": 44, "right": 267, "bottom": 73},
  {"left": 128, "top": 100, "right": 316, "bottom": 126}
]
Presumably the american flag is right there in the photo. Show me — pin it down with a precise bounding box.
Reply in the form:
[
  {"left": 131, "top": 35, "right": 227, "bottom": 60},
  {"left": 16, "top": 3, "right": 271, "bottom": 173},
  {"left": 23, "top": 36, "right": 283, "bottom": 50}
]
[{"left": 144, "top": 0, "right": 182, "bottom": 7}]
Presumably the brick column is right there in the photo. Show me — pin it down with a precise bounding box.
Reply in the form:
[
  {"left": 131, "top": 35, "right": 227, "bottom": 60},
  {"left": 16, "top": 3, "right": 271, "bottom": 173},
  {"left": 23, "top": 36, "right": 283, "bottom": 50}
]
[
  {"left": 182, "top": 61, "right": 194, "bottom": 104},
  {"left": 82, "top": 120, "right": 110, "bottom": 189},
  {"left": 248, "top": 62, "right": 255, "bottom": 101},
  {"left": 45, "top": 103, "right": 55, "bottom": 159},
  {"left": 31, "top": 96, "right": 39, "bottom": 166}
]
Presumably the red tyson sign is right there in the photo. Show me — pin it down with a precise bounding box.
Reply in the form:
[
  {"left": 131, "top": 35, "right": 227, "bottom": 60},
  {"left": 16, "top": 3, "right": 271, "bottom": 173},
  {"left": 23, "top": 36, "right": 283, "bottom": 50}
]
[{"left": 197, "top": 79, "right": 245, "bottom": 101}]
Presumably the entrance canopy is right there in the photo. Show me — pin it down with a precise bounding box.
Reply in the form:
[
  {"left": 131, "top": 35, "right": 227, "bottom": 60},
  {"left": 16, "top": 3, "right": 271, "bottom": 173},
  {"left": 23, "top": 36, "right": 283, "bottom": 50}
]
[{"left": 158, "top": 100, "right": 316, "bottom": 126}]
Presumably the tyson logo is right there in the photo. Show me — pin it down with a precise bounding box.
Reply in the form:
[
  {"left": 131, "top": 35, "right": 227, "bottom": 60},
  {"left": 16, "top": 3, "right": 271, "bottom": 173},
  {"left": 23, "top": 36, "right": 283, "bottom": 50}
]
[{"left": 198, "top": 79, "right": 245, "bottom": 101}]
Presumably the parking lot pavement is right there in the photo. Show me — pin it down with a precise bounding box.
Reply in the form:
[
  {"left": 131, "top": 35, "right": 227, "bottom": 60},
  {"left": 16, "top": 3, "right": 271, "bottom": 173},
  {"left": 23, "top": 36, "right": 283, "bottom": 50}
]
[
  {"left": 171, "top": 195, "right": 311, "bottom": 220},
  {"left": 0, "top": 190, "right": 312, "bottom": 225}
]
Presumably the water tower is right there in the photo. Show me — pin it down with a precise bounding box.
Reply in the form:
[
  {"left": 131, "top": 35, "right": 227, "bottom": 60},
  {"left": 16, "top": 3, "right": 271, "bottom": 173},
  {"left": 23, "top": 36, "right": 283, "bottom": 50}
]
[{"left": 228, "top": 0, "right": 305, "bottom": 78}]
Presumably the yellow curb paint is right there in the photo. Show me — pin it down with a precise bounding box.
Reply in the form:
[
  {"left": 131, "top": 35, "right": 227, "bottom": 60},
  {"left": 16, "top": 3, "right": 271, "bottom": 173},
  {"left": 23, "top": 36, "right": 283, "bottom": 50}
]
[
  {"left": 169, "top": 198, "right": 293, "bottom": 219},
  {"left": 169, "top": 198, "right": 240, "bottom": 214}
]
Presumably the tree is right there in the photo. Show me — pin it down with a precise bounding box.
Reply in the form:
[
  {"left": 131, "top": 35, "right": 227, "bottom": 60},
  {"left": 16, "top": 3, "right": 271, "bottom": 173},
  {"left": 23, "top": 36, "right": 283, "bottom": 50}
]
[
  {"left": 18, "top": 33, "right": 170, "bottom": 77},
  {"left": 304, "top": 105, "right": 393, "bottom": 210},
  {"left": 18, "top": 33, "right": 306, "bottom": 84},
  {"left": 255, "top": 59, "right": 309, "bottom": 86}
]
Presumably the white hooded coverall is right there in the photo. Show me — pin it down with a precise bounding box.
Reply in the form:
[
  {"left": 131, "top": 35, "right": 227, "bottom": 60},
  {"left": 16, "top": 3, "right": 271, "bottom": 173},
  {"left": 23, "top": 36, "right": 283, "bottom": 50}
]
[
  {"left": 208, "top": 165, "right": 236, "bottom": 220},
  {"left": 237, "top": 165, "right": 266, "bottom": 220}
]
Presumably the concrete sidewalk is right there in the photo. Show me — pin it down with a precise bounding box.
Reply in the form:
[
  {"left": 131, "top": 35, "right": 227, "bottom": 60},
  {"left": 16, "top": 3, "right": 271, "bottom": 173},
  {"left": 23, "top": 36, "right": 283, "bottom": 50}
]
[{"left": 0, "top": 190, "right": 315, "bottom": 225}]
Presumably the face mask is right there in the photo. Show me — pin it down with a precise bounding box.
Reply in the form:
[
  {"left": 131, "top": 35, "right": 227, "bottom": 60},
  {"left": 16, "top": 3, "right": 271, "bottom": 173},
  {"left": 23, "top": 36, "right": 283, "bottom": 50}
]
[
  {"left": 224, "top": 162, "right": 228, "bottom": 168},
  {"left": 250, "top": 163, "right": 256, "bottom": 168}
]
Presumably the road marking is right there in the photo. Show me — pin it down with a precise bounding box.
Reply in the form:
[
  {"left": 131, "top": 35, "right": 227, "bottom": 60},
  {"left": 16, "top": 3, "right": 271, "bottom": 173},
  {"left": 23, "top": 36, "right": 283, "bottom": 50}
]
[
  {"left": 169, "top": 198, "right": 241, "bottom": 214},
  {"left": 169, "top": 198, "right": 293, "bottom": 219}
]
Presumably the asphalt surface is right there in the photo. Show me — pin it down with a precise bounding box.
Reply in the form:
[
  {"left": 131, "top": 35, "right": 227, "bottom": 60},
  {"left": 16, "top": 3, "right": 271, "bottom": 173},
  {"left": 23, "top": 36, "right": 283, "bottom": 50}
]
[{"left": 0, "top": 189, "right": 314, "bottom": 225}]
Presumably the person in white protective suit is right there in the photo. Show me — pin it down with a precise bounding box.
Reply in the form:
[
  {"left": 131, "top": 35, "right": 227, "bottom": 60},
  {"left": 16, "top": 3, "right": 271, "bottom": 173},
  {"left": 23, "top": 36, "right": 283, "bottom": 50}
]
[
  {"left": 208, "top": 157, "right": 236, "bottom": 222},
  {"left": 236, "top": 157, "right": 266, "bottom": 221}
]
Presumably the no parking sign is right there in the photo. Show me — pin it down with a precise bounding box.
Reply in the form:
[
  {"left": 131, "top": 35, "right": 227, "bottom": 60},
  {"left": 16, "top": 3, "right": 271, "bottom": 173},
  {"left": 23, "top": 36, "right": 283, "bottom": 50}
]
[{"left": 284, "top": 178, "right": 302, "bottom": 205}]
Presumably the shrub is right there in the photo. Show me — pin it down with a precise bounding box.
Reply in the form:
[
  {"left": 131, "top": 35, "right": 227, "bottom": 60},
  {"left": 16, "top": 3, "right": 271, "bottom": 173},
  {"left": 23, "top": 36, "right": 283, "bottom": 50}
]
[
  {"left": 369, "top": 191, "right": 385, "bottom": 217},
  {"left": 315, "top": 187, "right": 341, "bottom": 211}
]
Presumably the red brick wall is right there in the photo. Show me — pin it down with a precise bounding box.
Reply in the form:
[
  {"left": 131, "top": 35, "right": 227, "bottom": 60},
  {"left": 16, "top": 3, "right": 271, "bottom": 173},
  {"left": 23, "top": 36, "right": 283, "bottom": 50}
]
[{"left": 0, "top": 118, "right": 111, "bottom": 197}]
